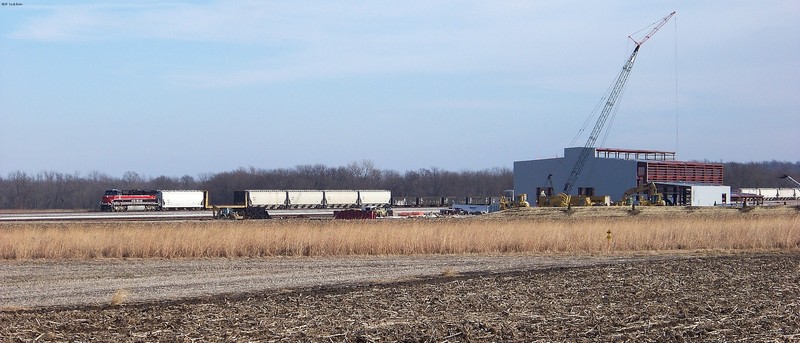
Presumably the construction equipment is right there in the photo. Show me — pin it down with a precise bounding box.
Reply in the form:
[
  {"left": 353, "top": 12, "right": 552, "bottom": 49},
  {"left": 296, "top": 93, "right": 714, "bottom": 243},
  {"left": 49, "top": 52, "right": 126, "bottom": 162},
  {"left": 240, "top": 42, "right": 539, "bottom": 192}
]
[
  {"left": 540, "top": 11, "right": 676, "bottom": 207},
  {"left": 214, "top": 207, "right": 245, "bottom": 220},
  {"left": 617, "top": 182, "right": 666, "bottom": 206},
  {"left": 537, "top": 192, "right": 591, "bottom": 207},
  {"left": 537, "top": 174, "right": 604, "bottom": 207},
  {"left": 781, "top": 174, "right": 800, "bottom": 187},
  {"left": 500, "top": 193, "right": 531, "bottom": 210}
]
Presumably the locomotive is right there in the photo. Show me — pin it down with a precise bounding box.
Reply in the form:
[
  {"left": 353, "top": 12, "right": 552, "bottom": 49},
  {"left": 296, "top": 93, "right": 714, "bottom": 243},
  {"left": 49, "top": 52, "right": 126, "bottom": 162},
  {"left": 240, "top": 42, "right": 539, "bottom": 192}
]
[{"left": 100, "top": 189, "right": 159, "bottom": 211}]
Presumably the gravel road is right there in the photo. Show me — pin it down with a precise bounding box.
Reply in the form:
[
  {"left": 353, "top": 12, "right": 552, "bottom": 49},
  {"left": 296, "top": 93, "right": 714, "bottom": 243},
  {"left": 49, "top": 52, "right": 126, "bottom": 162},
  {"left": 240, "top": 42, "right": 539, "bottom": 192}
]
[{"left": 1, "top": 254, "right": 660, "bottom": 309}]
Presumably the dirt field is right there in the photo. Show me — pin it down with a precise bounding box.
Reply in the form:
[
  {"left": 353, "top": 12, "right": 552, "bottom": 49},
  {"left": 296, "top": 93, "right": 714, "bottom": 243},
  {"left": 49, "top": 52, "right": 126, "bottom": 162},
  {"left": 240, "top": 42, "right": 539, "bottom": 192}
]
[
  {"left": 2, "top": 252, "right": 799, "bottom": 341},
  {"left": 2, "top": 207, "right": 798, "bottom": 341}
]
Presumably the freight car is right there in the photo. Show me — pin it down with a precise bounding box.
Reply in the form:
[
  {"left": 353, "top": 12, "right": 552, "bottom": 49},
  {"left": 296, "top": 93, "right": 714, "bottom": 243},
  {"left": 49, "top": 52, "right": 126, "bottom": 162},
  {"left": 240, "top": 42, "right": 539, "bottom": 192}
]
[
  {"left": 390, "top": 196, "right": 501, "bottom": 208},
  {"left": 234, "top": 190, "right": 392, "bottom": 210}
]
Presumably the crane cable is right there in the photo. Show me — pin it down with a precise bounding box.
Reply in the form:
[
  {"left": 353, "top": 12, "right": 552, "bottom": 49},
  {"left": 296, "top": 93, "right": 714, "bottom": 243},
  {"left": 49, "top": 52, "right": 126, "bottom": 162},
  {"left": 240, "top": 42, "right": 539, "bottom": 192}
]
[
  {"left": 629, "top": 15, "right": 670, "bottom": 43},
  {"left": 599, "top": 39, "right": 634, "bottom": 148},
  {"left": 545, "top": 12, "right": 676, "bottom": 192},
  {"left": 554, "top": 24, "right": 637, "bottom": 191},
  {"left": 674, "top": 15, "right": 679, "bottom": 155},
  {"left": 555, "top": 83, "right": 612, "bottom": 193},
  {"left": 599, "top": 15, "right": 679, "bottom": 150}
]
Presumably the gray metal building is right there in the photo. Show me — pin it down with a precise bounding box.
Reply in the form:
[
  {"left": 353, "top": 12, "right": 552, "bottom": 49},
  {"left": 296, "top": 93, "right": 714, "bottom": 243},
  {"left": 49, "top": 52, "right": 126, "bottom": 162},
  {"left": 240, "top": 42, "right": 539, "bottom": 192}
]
[{"left": 514, "top": 147, "right": 729, "bottom": 206}]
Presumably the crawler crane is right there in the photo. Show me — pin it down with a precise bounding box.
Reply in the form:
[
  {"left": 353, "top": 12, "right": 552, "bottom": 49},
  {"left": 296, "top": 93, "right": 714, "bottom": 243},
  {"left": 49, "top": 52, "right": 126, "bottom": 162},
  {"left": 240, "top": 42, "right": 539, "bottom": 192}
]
[
  {"left": 780, "top": 174, "right": 800, "bottom": 188},
  {"left": 540, "top": 11, "right": 676, "bottom": 207}
]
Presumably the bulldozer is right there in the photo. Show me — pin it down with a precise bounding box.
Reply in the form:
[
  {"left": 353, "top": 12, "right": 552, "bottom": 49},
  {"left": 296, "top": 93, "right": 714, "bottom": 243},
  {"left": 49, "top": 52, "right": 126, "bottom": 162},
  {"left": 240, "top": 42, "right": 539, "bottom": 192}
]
[
  {"left": 500, "top": 193, "right": 531, "bottom": 210},
  {"left": 537, "top": 193, "right": 593, "bottom": 207},
  {"left": 617, "top": 182, "right": 666, "bottom": 206},
  {"left": 535, "top": 175, "right": 595, "bottom": 207}
]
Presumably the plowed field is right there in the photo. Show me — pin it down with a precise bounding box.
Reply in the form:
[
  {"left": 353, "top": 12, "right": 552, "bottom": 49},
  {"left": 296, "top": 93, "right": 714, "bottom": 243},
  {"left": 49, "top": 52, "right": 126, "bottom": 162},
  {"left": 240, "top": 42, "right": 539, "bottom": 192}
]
[{"left": 2, "top": 253, "right": 799, "bottom": 342}]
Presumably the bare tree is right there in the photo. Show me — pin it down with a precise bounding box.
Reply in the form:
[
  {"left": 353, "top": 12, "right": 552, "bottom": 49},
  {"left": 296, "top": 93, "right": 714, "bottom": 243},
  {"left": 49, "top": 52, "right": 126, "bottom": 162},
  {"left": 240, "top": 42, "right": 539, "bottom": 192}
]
[{"left": 8, "top": 171, "right": 33, "bottom": 209}]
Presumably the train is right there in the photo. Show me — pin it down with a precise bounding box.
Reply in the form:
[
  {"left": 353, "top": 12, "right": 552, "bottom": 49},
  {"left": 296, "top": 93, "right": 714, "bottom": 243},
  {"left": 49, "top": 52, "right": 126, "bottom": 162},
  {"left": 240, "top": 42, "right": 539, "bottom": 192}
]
[
  {"left": 100, "top": 189, "right": 503, "bottom": 219},
  {"left": 101, "top": 190, "right": 502, "bottom": 211},
  {"left": 100, "top": 189, "right": 392, "bottom": 213},
  {"left": 738, "top": 188, "right": 800, "bottom": 201}
]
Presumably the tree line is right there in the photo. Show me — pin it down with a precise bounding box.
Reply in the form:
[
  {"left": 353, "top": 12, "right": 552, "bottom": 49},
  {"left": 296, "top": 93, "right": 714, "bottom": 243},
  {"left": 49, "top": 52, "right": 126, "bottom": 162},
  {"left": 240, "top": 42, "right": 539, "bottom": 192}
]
[
  {"left": 0, "top": 161, "right": 512, "bottom": 210},
  {"left": 1, "top": 160, "right": 797, "bottom": 210},
  {"left": 724, "top": 161, "right": 800, "bottom": 189}
]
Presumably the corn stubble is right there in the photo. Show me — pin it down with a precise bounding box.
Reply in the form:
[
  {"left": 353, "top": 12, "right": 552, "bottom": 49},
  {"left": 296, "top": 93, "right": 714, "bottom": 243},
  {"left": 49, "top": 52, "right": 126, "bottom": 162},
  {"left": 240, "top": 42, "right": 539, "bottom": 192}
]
[{"left": 1, "top": 214, "right": 798, "bottom": 260}]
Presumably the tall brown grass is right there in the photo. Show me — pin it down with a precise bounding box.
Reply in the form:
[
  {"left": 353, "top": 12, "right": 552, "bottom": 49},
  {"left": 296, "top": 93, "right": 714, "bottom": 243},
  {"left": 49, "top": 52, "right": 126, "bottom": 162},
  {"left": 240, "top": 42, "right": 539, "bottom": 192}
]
[
  {"left": 1, "top": 215, "right": 798, "bottom": 260},
  {"left": 110, "top": 289, "right": 130, "bottom": 306}
]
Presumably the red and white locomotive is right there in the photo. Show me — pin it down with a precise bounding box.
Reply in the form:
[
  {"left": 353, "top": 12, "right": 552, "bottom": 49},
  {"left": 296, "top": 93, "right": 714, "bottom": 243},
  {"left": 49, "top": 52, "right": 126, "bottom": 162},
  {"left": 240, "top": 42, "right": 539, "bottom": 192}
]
[{"left": 100, "top": 189, "right": 160, "bottom": 212}]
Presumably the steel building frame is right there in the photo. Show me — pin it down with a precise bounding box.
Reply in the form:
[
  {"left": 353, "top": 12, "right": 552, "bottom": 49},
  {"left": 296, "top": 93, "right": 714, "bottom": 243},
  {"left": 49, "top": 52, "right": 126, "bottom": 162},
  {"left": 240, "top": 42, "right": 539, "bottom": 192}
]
[{"left": 595, "top": 148, "right": 676, "bottom": 161}]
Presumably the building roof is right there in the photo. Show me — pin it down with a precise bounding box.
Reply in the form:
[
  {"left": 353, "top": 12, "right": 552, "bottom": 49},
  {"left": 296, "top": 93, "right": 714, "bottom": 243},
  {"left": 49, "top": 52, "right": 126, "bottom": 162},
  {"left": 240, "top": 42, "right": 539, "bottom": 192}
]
[{"left": 595, "top": 147, "right": 676, "bottom": 161}]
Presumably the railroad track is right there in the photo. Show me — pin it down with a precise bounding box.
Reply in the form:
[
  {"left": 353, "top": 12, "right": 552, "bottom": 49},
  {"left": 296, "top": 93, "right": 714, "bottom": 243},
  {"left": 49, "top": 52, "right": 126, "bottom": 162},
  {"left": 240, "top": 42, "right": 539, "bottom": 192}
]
[
  {"left": 0, "top": 211, "right": 215, "bottom": 222},
  {"left": 0, "top": 208, "right": 448, "bottom": 222}
]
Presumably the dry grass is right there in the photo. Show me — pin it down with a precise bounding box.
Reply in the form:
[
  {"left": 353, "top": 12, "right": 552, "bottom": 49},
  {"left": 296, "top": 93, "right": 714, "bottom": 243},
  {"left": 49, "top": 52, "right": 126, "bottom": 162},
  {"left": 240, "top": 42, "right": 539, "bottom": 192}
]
[
  {"left": 440, "top": 267, "right": 458, "bottom": 277},
  {"left": 110, "top": 289, "right": 130, "bottom": 306},
  {"left": 1, "top": 212, "right": 798, "bottom": 260}
]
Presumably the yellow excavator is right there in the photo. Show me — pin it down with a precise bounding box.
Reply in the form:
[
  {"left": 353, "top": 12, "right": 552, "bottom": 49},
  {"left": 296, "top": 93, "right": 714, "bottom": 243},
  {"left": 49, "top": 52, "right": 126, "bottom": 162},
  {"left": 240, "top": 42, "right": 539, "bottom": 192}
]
[{"left": 617, "top": 182, "right": 666, "bottom": 206}]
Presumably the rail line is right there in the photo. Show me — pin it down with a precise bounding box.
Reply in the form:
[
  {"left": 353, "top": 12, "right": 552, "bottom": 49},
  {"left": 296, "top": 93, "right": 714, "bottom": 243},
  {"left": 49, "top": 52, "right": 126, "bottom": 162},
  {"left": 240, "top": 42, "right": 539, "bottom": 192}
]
[
  {"left": 0, "top": 211, "right": 215, "bottom": 222},
  {"left": 0, "top": 208, "right": 448, "bottom": 222}
]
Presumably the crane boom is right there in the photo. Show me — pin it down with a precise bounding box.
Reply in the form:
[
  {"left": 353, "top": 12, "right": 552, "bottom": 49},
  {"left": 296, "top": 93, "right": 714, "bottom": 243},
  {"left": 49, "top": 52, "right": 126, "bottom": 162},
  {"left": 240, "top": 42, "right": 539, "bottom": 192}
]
[
  {"left": 561, "top": 11, "right": 676, "bottom": 195},
  {"left": 629, "top": 11, "right": 677, "bottom": 46},
  {"left": 781, "top": 174, "right": 800, "bottom": 187}
]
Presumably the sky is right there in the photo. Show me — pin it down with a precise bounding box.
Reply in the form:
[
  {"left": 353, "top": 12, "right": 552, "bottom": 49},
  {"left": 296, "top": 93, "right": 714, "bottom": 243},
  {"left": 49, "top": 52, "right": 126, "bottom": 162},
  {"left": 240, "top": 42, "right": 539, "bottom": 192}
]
[{"left": 1, "top": 1, "right": 798, "bottom": 178}]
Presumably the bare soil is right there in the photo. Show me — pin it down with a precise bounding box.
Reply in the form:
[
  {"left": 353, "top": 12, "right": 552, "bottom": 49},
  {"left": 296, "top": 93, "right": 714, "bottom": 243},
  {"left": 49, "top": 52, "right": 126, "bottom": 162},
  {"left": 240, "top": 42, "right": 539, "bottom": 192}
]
[
  {"left": 2, "top": 252, "right": 799, "bottom": 342},
  {"left": 485, "top": 204, "right": 800, "bottom": 220},
  {"left": 1, "top": 255, "right": 644, "bottom": 309}
]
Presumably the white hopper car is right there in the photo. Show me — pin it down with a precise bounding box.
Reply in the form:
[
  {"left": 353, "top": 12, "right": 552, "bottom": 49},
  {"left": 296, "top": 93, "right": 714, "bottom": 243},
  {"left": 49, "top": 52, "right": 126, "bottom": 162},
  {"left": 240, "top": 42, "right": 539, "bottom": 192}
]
[
  {"left": 234, "top": 190, "right": 392, "bottom": 209},
  {"left": 158, "top": 190, "right": 208, "bottom": 210}
]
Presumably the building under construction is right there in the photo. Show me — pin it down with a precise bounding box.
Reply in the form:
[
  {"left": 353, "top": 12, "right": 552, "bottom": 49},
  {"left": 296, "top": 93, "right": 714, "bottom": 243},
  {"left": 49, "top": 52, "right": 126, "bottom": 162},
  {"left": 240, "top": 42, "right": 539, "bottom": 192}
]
[
  {"left": 512, "top": 12, "right": 731, "bottom": 207},
  {"left": 514, "top": 147, "right": 729, "bottom": 206}
]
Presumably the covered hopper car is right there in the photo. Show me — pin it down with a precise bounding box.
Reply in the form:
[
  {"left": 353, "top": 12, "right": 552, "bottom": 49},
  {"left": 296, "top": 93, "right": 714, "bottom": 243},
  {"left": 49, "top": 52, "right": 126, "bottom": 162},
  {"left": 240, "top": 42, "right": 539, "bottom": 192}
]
[
  {"left": 390, "top": 196, "right": 500, "bottom": 207},
  {"left": 234, "top": 190, "right": 392, "bottom": 209}
]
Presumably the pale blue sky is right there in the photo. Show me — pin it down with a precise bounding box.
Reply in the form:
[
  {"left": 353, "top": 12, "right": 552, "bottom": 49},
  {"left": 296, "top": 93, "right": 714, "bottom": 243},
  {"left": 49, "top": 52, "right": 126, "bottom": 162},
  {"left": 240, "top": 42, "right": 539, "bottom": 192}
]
[{"left": 1, "top": 1, "right": 798, "bottom": 178}]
